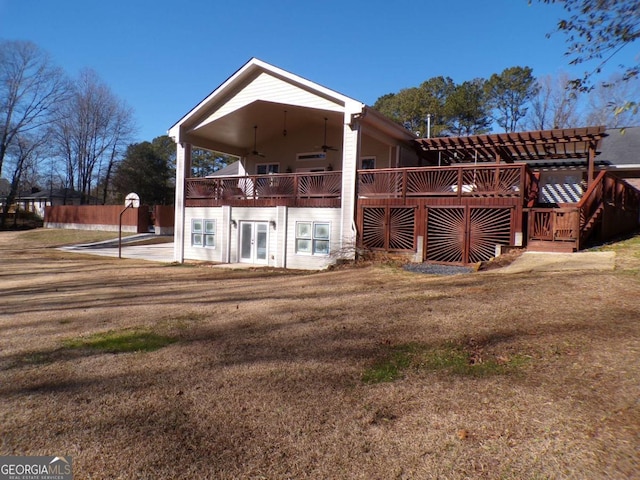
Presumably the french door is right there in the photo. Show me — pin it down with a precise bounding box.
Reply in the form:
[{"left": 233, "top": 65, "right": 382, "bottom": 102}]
[{"left": 239, "top": 221, "right": 269, "bottom": 264}]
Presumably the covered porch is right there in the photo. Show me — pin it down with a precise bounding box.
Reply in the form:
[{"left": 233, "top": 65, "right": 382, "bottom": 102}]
[{"left": 168, "top": 58, "right": 418, "bottom": 266}]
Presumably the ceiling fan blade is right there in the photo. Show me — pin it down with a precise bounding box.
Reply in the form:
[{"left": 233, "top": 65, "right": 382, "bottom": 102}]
[{"left": 249, "top": 125, "right": 266, "bottom": 157}]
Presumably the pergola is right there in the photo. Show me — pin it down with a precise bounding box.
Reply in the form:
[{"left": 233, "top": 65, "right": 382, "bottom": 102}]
[{"left": 414, "top": 126, "right": 607, "bottom": 186}]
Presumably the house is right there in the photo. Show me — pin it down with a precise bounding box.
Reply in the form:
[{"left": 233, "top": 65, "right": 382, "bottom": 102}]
[
  {"left": 0, "top": 187, "right": 84, "bottom": 218},
  {"left": 169, "top": 58, "right": 640, "bottom": 268},
  {"left": 169, "top": 58, "right": 419, "bottom": 269}
]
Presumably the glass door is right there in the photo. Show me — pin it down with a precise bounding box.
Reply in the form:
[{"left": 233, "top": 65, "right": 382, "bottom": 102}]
[{"left": 239, "top": 221, "right": 268, "bottom": 264}]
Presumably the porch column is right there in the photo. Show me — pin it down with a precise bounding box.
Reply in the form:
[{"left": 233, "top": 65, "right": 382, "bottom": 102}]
[
  {"left": 587, "top": 141, "right": 596, "bottom": 188},
  {"left": 173, "top": 142, "right": 192, "bottom": 263},
  {"left": 340, "top": 112, "right": 361, "bottom": 258}
]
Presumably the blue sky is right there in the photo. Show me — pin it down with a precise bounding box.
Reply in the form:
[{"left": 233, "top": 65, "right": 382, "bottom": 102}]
[{"left": 1, "top": 0, "right": 636, "bottom": 142}]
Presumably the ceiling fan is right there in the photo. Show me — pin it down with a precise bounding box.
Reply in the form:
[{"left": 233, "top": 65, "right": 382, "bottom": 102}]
[
  {"left": 316, "top": 117, "right": 338, "bottom": 152},
  {"left": 249, "top": 125, "right": 266, "bottom": 157}
]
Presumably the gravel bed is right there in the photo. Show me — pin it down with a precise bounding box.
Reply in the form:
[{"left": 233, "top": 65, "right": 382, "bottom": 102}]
[{"left": 403, "top": 263, "right": 474, "bottom": 275}]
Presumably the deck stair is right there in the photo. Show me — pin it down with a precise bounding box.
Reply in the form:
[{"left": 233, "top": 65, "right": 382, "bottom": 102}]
[
  {"left": 527, "top": 171, "right": 640, "bottom": 253},
  {"left": 580, "top": 204, "right": 604, "bottom": 245}
]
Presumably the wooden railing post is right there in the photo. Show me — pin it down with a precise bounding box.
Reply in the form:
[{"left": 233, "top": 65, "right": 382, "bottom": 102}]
[{"left": 402, "top": 170, "right": 408, "bottom": 200}]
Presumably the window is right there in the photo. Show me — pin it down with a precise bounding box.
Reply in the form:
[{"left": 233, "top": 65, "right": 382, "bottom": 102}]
[
  {"left": 192, "top": 218, "right": 215, "bottom": 247},
  {"left": 256, "top": 163, "right": 279, "bottom": 174},
  {"left": 360, "top": 157, "right": 376, "bottom": 185},
  {"left": 361, "top": 157, "right": 376, "bottom": 169},
  {"left": 297, "top": 152, "right": 327, "bottom": 161},
  {"left": 296, "top": 222, "right": 330, "bottom": 255}
]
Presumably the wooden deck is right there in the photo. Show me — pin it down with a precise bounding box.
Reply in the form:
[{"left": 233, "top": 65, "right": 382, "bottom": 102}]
[
  {"left": 183, "top": 164, "right": 640, "bottom": 263},
  {"left": 527, "top": 171, "right": 640, "bottom": 252},
  {"left": 185, "top": 172, "right": 342, "bottom": 208}
]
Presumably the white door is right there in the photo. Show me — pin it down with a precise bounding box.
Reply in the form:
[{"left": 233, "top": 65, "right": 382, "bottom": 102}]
[{"left": 239, "top": 221, "right": 269, "bottom": 264}]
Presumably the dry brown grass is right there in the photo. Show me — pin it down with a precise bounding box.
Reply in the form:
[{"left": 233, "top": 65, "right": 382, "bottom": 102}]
[{"left": 1, "top": 229, "right": 639, "bottom": 479}]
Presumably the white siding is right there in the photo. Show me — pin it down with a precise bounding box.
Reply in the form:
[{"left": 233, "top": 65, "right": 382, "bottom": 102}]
[
  {"left": 360, "top": 134, "right": 395, "bottom": 169},
  {"left": 285, "top": 208, "right": 342, "bottom": 270},
  {"left": 194, "top": 73, "right": 344, "bottom": 130},
  {"left": 184, "top": 205, "right": 342, "bottom": 270},
  {"left": 184, "top": 207, "right": 225, "bottom": 262}
]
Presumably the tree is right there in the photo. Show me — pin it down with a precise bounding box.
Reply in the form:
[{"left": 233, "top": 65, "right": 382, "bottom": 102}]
[
  {"left": 538, "top": 0, "right": 640, "bottom": 88},
  {"left": 373, "top": 87, "right": 427, "bottom": 134},
  {"left": 0, "top": 40, "right": 69, "bottom": 226},
  {"left": 112, "top": 136, "right": 175, "bottom": 205},
  {"left": 0, "top": 131, "right": 47, "bottom": 227},
  {"left": 191, "top": 148, "right": 236, "bottom": 177},
  {"left": 51, "top": 69, "right": 135, "bottom": 204},
  {"left": 373, "top": 77, "right": 455, "bottom": 137},
  {"left": 525, "top": 73, "right": 583, "bottom": 130},
  {"left": 536, "top": 0, "right": 639, "bottom": 117},
  {"left": 584, "top": 73, "right": 640, "bottom": 127},
  {"left": 485, "top": 66, "right": 539, "bottom": 132},
  {"left": 444, "top": 79, "right": 492, "bottom": 136}
]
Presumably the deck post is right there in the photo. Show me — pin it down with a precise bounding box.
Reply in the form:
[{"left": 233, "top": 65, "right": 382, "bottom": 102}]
[{"left": 587, "top": 141, "right": 596, "bottom": 188}]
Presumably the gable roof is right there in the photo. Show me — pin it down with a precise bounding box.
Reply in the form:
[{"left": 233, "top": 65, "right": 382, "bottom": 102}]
[
  {"left": 168, "top": 58, "right": 415, "bottom": 155},
  {"left": 169, "top": 58, "right": 363, "bottom": 144}
]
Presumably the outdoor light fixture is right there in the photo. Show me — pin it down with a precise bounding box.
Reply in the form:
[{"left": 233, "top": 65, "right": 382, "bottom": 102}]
[
  {"left": 230, "top": 219, "right": 237, "bottom": 228},
  {"left": 269, "top": 220, "right": 276, "bottom": 229}
]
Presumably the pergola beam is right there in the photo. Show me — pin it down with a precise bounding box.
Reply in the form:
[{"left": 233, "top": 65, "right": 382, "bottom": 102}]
[{"left": 415, "top": 126, "right": 607, "bottom": 165}]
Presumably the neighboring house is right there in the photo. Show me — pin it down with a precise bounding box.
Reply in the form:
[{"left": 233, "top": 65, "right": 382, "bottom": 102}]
[
  {"left": 206, "top": 160, "right": 246, "bottom": 178},
  {"left": 0, "top": 178, "right": 10, "bottom": 197},
  {"left": 10, "top": 188, "right": 84, "bottom": 218},
  {"left": 598, "top": 127, "right": 640, "bottom": 190},
  {"left": 170, "top": 58, "right": 640, "bottom": 268}
]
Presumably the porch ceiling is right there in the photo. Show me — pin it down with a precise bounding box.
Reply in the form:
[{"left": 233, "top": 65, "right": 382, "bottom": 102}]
[
  {"left": 415, "top": 126, "right": 607, "bottom": 165},
  {"left": 183, "top": 102, "right": 344, "bottom": 157}
]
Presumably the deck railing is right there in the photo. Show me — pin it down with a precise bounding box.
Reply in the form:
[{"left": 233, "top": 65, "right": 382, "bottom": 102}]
[
  {"left": 185, "top": 164, "right": 539, "bottom": 207},
  {"left": 185, "top": 171, "right": 342, "bottom": 207},
  {"left": 527, "top": 171, "right": 640, "bottom": 250},
  {"left": 357, "top": 164, "right": 534, "bottom": 202}
]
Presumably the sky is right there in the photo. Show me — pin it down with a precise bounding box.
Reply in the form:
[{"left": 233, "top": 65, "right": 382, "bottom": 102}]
[{"left": 1, "top": 0, "right": 637, "bottom": 143}]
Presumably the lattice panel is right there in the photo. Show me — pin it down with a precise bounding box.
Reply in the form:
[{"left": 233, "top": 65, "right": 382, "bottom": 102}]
[
  {"left": 362, "top": 207, "right": 386, "bottom": 249},
  {"left": 406, "top": 169, "right": 458, "bottom": 195},
  {"left": 468, "top": 208, "right": 512, "bottom": 263},
  {"left": 388, "top": 208, "right": 415, "bottom": 250},
  {"left": 532, "top": 211, "right": 553, "bottom": 239},
  {"left": 359, "top": 171, "right": 402, "bottom": 196},
  {"left": 299, "top": 173, "right": 341, "bottom": 196},
  {"left": 461, "top": 169, "right": 491, "bottom": 193},
  {"left": 255, "top": 176, "right": 295, "bottom": 196},
  {"left": 186, "top": 179, "right": 218, "bottom": 198},
  {"left": 496, "top": 168, "right": 522, "bottom": 194},
  {"left": 426, "top": 208, "right": 465, "bottom": 263}
]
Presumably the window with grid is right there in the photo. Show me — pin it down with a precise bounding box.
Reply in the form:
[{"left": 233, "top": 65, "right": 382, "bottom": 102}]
[
  {"left": 295, "top": 222, "right": 330, "bottom": 255},
  {"left": 192, "top": 219, "right": 215, "bottom": 247}
]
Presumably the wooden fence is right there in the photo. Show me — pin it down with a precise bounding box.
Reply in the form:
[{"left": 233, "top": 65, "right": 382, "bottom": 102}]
[{"left": 44, "top": 205, "right": 151, "bottom": 233}]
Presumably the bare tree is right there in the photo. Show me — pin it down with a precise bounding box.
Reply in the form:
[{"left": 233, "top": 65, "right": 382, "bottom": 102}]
[
  {"left": 51, "top": 69, "right": 135, "bottom": 204},
  {"left": 526, "top": 73, "right": 583, "bottom": 130},
  {"left": 0, "top": 40, "right": 69, "bottom": 225},
  {"left": 0, "top": 132, "right": 47, "bottom": 227},
  {"left": 585, "top": 74, "right": 640, "bottom": 127}
]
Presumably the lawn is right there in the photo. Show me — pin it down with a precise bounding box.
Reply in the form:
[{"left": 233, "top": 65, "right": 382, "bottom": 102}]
[{"left": 1, "top": 229, "right": 638, "bottom": 479}]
